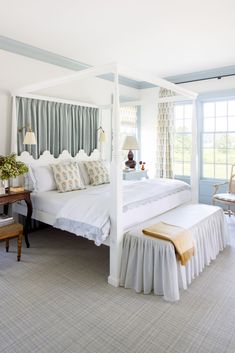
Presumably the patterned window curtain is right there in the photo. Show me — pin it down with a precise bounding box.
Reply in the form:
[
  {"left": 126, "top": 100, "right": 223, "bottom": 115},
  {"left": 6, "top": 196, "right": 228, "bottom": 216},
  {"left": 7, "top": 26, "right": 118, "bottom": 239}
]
[
  {"left": 16, "top": 97, "right": 98, "bottom": 158},
  {"left": 156, "top": 88, "right": 175, "bottom": 178}
]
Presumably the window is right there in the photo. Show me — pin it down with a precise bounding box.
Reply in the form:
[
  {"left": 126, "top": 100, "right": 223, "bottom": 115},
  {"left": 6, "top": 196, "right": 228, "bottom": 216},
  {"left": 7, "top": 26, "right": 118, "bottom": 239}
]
[
  {"left": 173, "top": 103, "right": 193, "bottom": 177},
  {"left": 120, "top": 106, "right": 139, "bottom": 163},
  {"left": 120, "top": 106, "right": 138, "bottom": 138},
  {"left": 202, "top": 99, "right": 235, "bottom": 179}
]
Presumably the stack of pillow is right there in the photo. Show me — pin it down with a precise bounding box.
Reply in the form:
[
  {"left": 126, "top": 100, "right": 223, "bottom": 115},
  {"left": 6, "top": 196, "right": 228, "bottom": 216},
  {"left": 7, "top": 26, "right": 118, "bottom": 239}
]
[{"left": 27, "top": 160, "right": 110, "bottom": 193}]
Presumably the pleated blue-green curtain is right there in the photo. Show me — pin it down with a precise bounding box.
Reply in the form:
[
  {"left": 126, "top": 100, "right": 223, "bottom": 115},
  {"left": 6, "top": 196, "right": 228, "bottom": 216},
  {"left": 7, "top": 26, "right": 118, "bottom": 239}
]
[{"left": 16, "top": 97, "right": 98, "bottom": 158}]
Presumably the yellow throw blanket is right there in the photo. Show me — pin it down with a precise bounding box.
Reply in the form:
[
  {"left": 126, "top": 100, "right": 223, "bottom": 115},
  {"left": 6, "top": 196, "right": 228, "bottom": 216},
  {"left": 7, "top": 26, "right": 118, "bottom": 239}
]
[{"left": 142, "top": 222, "right": 195, "bottom": 266}]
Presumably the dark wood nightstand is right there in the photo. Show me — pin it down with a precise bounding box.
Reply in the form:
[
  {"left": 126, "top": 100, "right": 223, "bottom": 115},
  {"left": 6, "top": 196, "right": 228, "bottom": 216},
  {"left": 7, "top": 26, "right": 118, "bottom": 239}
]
[{"left": 0, "top": 190, "right": 32, "bottom": 248}]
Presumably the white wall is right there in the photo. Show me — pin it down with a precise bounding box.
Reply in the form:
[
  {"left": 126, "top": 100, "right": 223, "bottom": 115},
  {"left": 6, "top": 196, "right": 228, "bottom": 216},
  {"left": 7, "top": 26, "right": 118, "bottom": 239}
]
[{"left": 0, "top": 93, "right": 11, "bottom": 155}]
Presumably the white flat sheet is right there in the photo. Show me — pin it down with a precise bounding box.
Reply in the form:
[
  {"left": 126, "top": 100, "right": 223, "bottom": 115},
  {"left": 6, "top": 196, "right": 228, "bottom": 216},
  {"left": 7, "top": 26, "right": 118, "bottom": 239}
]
[
  {"left": 120, "top": 204, "right": 228, "bottom": 301},
  {"left": 29, "top": 179, "right": 191, "bottom": 245}
]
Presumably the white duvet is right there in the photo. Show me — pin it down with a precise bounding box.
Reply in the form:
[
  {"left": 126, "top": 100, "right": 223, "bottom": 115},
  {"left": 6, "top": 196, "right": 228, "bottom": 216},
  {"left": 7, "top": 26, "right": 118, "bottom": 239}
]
[{"left": 54, "top": 178, "right": 191, "bottom": 245}]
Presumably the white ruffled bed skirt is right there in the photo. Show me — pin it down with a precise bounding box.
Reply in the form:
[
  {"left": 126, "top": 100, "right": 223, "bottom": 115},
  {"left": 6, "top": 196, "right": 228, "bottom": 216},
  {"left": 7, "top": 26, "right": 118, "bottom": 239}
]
[{"left": 119, "top": 204, "right": 228, "bottom": 302}]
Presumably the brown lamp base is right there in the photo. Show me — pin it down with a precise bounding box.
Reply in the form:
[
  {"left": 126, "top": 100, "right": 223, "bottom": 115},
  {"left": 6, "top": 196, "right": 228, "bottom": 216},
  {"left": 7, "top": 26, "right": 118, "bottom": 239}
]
[{"left": 125, "top": 150, "right": 136, "bottom": 169}]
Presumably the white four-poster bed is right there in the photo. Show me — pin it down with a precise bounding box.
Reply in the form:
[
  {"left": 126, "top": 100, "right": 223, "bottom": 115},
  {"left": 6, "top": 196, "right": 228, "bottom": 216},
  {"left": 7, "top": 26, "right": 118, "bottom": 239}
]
[{"left": 10, "top": 63, "right": 227, "bottom": 301}]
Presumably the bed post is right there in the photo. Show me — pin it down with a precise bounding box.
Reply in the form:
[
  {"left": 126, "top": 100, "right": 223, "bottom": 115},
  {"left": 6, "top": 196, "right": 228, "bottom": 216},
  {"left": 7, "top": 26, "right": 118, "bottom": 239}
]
[
  {"left": 191, "top": 99, "right": 199, "bottom": 203},
  {"left": 108, "top": 66, "right": 123, "bottom": 287},
  {"left": 11, "top": 95, "right": 18, "bottom": 153}
]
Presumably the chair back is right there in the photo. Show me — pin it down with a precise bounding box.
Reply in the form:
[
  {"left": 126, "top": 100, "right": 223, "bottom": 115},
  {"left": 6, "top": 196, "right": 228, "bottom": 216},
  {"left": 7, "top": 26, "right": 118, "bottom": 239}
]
[{"left": 229, "top": 165, "right": 235, "bottom": 194}]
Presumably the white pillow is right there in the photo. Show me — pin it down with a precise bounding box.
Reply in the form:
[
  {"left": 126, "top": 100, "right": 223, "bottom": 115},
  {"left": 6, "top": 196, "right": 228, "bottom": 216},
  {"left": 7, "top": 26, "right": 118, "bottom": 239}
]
[
  {"left": 24, "top": 168, "right": 35, "bottom": 191},
  {"left": 77, "top": 161, "right": 91, "bottom": 185},
  {"left": 30, "top": 165, "right": 57, "bottom": 192}
]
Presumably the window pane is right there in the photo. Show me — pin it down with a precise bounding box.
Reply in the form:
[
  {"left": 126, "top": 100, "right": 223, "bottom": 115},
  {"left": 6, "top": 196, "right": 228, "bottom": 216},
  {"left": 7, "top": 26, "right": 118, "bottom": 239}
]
[
  {"left": 215, "top": 164, "right": 227, "bottom": 179},
  {"left": 174, "top": 147, "right": 183, "bottom": 162},
  {"left": 216, "top": 117, "right": 227, "bottom": 132},
  {"left": 228, "top": 100, "right": 235, "bottom": 116},
  {"left": 173, "top": 103, "right": 192, "bottom": 177},
  {"left": 184, "top": 148, "right": 191, "bottom": 162},
  {"left": 228, "top": 164, "right": 233, "bottom": 177},
  {"left": 175, "top": 134, "right": 183, "bottom": 146},
  {"left": 227, "top": 133, "right": 235, "bottom": 148},
  {"left": 203, "top": 164, "right": 214, "bottom": 178},
  {"left": 202, "top": 99, "right": 235, "bottom": 180},
  {"left": 203, "top": 149, "right": 214, "bottom": 163},
  {"left": 214, "top": 133, "right": 226, "bottom": 149},
  {"left": 204, "top": 118, "right": 215, "bottom": 132},
  {"left": 174, "top": 105, "right": 184, "bottom": 119},
  {"left": 184, "top": 119, "right": 192, "bottom": 132},
  {"left": 204, "top": 102, "right": 215, "bottom": 117},
  {"left": 184, "top": 104, "right": 192, "bottom": 119},
  {"left": 183, "top": 163, "right": 191, "bottom": 176},
  {"left": 215, "top": 149, "right": 226, "bottom": 163},
  {"left": 175, "top": 119, "right": 184, "bottom": 132},
  {"left": 216, "top": 101, "right": 227, "bottom": 117},
  {"left": 228, "top": 150, "right": 235, "bottom": 164},
  {"left": 228, "top": 116, "right": 235, "bottom": 131},
  {"left": 174, "top": 162, "right": 183, "bottom": 175},
  {"left": 203, "top": 134, "right": 214, "bottom": 148},
  {"left": 183, "top": 134, "right": 192, "bottom": 149}
]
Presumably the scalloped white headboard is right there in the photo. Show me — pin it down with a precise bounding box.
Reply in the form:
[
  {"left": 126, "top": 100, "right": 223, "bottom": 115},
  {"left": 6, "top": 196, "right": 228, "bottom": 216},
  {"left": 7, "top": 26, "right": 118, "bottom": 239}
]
[
  {"left": 15, "top": 149, "right": 101, "bottom": 189},
  {"left": 17, "top": 149, "right": 100, "bottom": 166}
]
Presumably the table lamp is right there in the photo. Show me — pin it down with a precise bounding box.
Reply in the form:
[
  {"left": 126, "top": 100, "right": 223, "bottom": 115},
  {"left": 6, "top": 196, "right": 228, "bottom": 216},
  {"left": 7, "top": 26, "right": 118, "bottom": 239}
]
[{"left": 122, "top": 135, "right": 139, "bottom": 169}]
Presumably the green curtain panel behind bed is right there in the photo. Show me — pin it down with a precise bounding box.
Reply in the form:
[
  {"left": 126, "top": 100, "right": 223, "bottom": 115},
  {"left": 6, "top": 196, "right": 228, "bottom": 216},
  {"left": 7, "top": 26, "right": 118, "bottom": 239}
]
[{"left": 16, "top": 97, "right": 98, "bottom": 158}]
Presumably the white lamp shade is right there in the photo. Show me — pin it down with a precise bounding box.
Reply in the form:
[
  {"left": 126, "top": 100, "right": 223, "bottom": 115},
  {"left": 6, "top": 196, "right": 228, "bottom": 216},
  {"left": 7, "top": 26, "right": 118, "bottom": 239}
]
[
  {"left": 23, "top": 131, "right": 37, "bottom": 145},
  {"left": 99, "top": 131, "right": 106, "bottom": 143},
  {"left": 122, "top": 135, "right": 139, "bottom": 150}
]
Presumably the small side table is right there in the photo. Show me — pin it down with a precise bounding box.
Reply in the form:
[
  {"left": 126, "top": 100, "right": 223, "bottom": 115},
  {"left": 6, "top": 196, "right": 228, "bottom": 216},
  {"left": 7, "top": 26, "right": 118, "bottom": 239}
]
[
  {"left": 0, "top": 190, "right": 32, "bottom": 248},
  {"left": 123, "top": 169, "right": 149, "bottom": 181},
  {"left": 0, "top": 223, "right": 23, "bottom": 261}
]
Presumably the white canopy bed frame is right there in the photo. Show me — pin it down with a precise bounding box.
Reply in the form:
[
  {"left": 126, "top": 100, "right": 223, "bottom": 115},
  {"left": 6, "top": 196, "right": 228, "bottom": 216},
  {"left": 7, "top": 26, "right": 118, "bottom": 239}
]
[{"left": 11, "top": 63, "right": 198, "bottom": 288}]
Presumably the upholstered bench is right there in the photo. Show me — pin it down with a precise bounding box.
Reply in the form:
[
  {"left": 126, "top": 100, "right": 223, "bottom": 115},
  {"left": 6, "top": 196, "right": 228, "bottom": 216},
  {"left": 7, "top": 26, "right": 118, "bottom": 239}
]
[
  {"left": 0, "top": 223, "right": 24, "bottom": 261},
  {"left": 120, "top": 204, "right": 228, "bottom": 302}
]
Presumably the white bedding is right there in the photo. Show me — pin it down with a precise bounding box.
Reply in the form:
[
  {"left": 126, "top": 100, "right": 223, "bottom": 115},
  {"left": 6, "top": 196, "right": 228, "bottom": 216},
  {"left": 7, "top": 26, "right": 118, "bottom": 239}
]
[{"left": 28, "top": 178, "right": 191, "bottom": 245}]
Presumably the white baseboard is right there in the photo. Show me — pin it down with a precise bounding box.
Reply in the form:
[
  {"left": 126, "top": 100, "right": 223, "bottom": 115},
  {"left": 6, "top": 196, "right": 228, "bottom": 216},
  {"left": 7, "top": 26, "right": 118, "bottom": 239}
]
[{"left": 108, "top": 275, "right": 120, "bottom": 287}]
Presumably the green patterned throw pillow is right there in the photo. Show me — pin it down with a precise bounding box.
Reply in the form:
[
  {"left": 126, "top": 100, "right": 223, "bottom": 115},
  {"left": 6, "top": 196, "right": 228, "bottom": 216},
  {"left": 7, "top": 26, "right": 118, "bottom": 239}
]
[
  {"left": 84, "top": 161, "right": 110, "bottom": 186},
  {"left": 51, "top": 162, "right": 85, "bottom": 192}
]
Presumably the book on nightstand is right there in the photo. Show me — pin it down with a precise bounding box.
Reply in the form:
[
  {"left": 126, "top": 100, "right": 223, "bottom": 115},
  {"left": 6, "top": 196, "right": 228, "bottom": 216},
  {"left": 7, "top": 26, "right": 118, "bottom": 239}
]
[{"left": 0, "top": 214, "right": 14, "bottom": 228}]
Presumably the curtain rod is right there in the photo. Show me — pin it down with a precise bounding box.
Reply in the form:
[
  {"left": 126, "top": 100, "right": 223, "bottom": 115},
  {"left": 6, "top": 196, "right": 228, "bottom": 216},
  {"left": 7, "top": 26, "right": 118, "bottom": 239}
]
[
  {"left": 13, "top": 93, "right": 99, "bottom": 109},
  {"left": 176, "top": 73, "right": 235, "bottom": 85}
]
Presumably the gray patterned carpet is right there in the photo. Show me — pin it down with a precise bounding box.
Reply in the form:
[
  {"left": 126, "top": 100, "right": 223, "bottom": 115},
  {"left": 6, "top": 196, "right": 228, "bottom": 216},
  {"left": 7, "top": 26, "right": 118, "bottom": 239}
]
[{"left": 0, "top": 216, "right": 235, "bottom": 353}]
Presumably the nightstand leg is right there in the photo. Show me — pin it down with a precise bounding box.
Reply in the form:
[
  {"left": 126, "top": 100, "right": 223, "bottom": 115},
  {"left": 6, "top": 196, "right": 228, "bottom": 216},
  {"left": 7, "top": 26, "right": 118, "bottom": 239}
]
[
  {"left": 24, "top": 196, "right": 32, "bottom": 248},
  {"left": 3, "top": 204, "right": 9, "bottom": 215},
  {"left": 6, "top": 239, "right": 9, "bottom": 252},
  {"left": 17, "top": 233, "right": 23, "bottom": 261}
]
